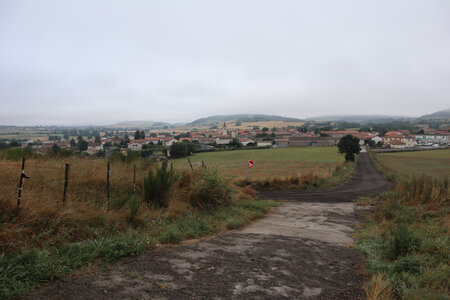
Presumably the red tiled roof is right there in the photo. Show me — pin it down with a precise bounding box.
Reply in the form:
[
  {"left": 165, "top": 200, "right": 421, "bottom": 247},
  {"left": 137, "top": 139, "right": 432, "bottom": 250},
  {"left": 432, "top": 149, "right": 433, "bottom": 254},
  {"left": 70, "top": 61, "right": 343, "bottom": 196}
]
[
  {"left": 353, "top": 134, "right": 373, "bottom": 140},
  {"left": 384, "top": 131, "right": 403, "bottom": 137}
]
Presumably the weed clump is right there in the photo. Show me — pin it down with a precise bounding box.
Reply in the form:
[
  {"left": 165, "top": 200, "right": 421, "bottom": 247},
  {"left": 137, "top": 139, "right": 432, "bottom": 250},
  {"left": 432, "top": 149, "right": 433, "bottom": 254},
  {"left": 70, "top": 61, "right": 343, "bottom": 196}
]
[
  {"left": 144, "top": 160, "right": 178, "bottom": 208},
  {"left": 384, "top": 223, "right": 420, "bottom": 260},
  {"left": 189, "top": 169, "right": 232, "bottom": 209}
]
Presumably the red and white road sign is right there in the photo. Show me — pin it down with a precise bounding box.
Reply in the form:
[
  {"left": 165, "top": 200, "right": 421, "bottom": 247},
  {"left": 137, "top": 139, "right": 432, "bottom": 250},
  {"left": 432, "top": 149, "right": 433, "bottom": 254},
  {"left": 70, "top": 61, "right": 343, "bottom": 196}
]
[{"left": 248, "top": 160, "right": 254, "bottom": 169}]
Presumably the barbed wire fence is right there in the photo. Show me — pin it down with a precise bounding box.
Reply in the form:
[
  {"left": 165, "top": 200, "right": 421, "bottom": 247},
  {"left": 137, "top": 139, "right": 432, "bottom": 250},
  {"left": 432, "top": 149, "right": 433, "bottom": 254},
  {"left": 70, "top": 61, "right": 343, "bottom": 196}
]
[{"left": 0, "top": 157, "right": 143, "bottom": 210}]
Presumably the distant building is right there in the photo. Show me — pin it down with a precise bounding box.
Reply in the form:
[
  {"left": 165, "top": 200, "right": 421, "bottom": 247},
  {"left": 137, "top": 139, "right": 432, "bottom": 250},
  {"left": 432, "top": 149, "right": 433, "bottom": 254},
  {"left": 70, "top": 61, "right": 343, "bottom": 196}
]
[
  {"left": 256, "top": 141, "right": 273, "bottom": 147},
  {"left": 128, "top": 142, "right": 143, "bottom": 151},
  {"left": 385, "top": 140, "right": 406, "bottom": 149},
  {"left": 415, "top": 132, "right": 450, "bottom": 145},
  {"left": 321, "top": 130, "right": 359, "bottom": 138},
  {"left": 163, "top": 138, "right": 177, "bottom": 147},
  {"left": 238, "top": 138, "right": 255, "bottom": 146},
  {"left": 198, "top": 137, "right": 215, "bottom": 144},
  {"left": 371, "top": 136, "right": 383, "bottom": 144},
  {"left": 383, "top": 131, "right": 415, "bottom": 148},
  {"left": 273, "top": 138, "right": 289, "bottom": 147},
  {"left": 215, "top": 136, "right": 232, "bottom": 145},
  {"left": 88, "top": 143, "right": 103, "bottom": 151},
  {"left": 288, "top": 136, "right": 338, "bottom": 147}
]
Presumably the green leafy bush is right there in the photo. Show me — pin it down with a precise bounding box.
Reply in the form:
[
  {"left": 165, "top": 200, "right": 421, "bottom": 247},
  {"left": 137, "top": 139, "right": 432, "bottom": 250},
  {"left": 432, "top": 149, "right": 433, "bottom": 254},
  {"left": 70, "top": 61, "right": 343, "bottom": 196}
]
[
  {"left": 144, "top": 160, "right": 178, "bottom": 208},
  {"left": 190, "top": 169, "right": 232, "bottom": 209}
]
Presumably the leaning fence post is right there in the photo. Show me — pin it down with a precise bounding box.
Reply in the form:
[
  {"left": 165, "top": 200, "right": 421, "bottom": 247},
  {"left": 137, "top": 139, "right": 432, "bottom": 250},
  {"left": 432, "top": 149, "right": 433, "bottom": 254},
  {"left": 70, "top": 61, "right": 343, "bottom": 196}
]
[
  {"left": 62, "top": 163, "right": 70, "bottom": 205},
  {"left": 107, "top": 161, "right": 111, "bottom": 209},
  {"left": 133, "top": 165, "right": 136, "bottom": 194},
  {"left": 187, "top": 158, "right": 194, "bottom": 171},
  {"left": 17, "top": 157, "right": 30, "bottom": 207}
]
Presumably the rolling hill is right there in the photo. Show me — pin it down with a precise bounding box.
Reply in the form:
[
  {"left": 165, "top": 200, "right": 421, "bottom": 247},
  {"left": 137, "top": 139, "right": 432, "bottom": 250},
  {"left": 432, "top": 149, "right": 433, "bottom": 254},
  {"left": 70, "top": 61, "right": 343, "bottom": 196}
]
[
  {"left": 420, "top": 109, "right": 450, "bottom": 119},
  {"left": 189, "top": 114, "right": 303, "bottom": 126}
]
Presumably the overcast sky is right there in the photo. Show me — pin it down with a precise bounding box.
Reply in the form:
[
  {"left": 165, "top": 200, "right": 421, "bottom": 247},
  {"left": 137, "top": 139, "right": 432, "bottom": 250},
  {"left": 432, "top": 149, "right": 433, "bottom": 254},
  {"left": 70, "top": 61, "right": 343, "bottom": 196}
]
[{"left": 0, "top": 0, "right": 449, "bottom": 125}]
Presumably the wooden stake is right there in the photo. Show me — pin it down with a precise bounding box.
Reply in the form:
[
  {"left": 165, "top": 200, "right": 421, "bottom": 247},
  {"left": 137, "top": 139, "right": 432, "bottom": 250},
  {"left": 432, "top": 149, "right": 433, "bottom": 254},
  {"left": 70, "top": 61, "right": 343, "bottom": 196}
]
[
  {"left": 17, "top": 157, "right": 29, "bottom": 207},
  {"left": 63, "top": 163, "right": 70, "bottom": 205},
  {"left": 107, "top": 161, "right": 111, "bottom": 209},
  {"left": 187, "top": 158, "right": 194, "bottom": 171},
  {"left": 133, "top": 165, "right": 136, "bottom": 194}
]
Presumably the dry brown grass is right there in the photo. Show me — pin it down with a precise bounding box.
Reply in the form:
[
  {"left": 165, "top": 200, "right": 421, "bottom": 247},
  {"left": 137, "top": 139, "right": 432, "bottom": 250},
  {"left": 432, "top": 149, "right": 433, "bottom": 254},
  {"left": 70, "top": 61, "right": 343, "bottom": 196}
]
[
  {"left": 0, "top": 157, "right": 157, "bottom": 252},
  {"left": 235, "top": 163, "right": 353, "bottom": 190},
  {"left": 364, "top": 274, "right": 394, "bottom": 300},
  {"left": 0, "top": 157, "right": 260, "bottom": 253}
]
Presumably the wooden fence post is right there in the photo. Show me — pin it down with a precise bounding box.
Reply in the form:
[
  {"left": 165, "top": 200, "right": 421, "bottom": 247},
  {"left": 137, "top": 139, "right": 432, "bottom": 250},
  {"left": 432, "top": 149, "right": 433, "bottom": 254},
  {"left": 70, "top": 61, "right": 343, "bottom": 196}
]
[
  {"left": 107, "top": 161, "right": 111, "bottom": 209},
  {"left": 133, "top": 165, "right": 136, "bottom": 194},
  {"left": 62, "top": 163, "right": 70, "bottom": 205},
  {"left": 187, "top": 158, "right": 194, "bottom": 171},
  {"left": 17, "top": 157, "right": 29, "bottom": 207}
]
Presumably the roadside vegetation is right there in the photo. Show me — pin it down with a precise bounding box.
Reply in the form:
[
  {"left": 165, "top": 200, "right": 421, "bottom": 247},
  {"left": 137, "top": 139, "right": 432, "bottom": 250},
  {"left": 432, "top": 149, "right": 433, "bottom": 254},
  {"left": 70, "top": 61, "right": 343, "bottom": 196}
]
[
  {"left": 357, "top": 150, "right": 449, "bottom": 299},
  {"left": 0, "top": 156, "right": 276, "bottom": 298}
]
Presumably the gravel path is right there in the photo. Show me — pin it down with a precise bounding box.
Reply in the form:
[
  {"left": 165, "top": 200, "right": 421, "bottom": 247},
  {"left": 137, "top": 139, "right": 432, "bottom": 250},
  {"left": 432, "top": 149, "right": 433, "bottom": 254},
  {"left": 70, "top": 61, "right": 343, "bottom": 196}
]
[{"left": 26, "top": 152, "right": 391, "bottom": 299}]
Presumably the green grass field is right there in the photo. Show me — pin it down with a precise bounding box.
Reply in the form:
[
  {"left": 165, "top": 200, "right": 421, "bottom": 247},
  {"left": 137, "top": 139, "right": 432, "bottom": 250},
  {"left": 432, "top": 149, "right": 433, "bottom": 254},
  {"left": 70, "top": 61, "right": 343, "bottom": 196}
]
[
  {"left": 171, "top": 147, "right": 345, "bottom": 180},
  {"left": 377, "top": 149, "right": 450, "bottom": 178}
]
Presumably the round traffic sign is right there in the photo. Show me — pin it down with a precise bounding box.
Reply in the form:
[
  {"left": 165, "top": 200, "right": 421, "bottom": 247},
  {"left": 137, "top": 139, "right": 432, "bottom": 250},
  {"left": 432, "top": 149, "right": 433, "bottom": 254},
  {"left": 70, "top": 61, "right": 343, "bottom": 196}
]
[{"left": 248, "top": 160, "right": 254, "bottom": 168}]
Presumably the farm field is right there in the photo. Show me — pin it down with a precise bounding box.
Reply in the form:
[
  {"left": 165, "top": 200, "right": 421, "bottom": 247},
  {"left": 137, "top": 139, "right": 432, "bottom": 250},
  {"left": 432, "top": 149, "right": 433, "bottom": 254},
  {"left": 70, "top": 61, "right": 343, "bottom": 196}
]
[
  {"left": 171, "top": 147, "right": 345, "bottom": 180},
  {"left": 376, "top": 149, "right": 450, "bottom": 177}
]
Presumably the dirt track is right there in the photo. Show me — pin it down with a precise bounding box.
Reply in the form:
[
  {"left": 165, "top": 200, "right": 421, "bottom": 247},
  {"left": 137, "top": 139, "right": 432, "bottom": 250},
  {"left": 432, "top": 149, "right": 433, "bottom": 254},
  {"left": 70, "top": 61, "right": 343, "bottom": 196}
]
[
  {"left": 26, "top": 152, "right": 392, "bottom": 300},
  {"left": 258, "top": 151, "right": 392, "bottom": 202}
]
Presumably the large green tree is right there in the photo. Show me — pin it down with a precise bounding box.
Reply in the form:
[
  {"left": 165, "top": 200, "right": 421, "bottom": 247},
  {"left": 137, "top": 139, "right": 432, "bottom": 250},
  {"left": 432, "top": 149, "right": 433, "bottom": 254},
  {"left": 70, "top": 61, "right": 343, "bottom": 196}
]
[
  {"left": 338, "top": 134, "right": 361, "bottom": 162},
  {"left": 78, "top": 139, "right": 88, "bottom": 151},
  {"left": 169, "top": 142, "right": 189, "bottom": 158},
  {"left": 134, "top": 130, "right": 141, "bottom": 140}
]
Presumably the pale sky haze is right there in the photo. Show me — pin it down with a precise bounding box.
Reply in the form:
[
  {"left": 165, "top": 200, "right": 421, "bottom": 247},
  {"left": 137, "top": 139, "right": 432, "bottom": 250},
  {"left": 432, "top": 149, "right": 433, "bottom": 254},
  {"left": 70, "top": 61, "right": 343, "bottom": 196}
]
[{"left": 0, "top": 0, "right": 449, "bottom": 125}]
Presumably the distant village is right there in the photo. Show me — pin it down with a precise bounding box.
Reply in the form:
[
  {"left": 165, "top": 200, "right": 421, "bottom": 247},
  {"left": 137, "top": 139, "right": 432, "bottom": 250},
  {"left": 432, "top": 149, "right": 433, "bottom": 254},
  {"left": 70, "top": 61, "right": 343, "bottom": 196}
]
[{"left": 10, "top": 122, "right": 449, "bottom": 158}]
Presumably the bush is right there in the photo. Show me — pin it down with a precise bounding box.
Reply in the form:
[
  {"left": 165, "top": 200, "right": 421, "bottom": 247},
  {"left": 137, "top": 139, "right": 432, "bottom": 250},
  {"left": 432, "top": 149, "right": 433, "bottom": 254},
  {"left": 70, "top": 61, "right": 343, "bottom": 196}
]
[
  {"left": 190, "top": 169, "right": 232, "bottom": 209},
  {"left": 144, "top": 160, "right": 178, "bottom": 208},
  {"left": 2, "top": 147, "right": 37, "bottom": 160},
  {"left": 385, "top": 223, "right": 421, "bottom": 260}
]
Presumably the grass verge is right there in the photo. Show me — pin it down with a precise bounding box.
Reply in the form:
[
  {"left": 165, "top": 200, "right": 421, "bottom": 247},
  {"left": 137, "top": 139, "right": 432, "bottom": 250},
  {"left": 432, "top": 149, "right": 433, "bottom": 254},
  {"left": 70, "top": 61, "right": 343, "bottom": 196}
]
[
  {"left": 357, "top": 152, "right": 449, "bottom": 299},
  {"left": 0, "top": 198, "right": 277, "bottom": 298}
]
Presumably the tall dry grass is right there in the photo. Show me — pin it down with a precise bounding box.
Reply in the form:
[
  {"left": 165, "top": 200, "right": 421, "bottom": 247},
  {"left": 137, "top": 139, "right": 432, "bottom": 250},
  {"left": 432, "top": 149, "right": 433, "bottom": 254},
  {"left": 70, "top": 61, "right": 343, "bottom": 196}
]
[
  {"left": 364, "top": 274, "right": 394, "bottom": 300},
  {"left": 0, "top": 157, "right": 165, "bottom": 252},
  {"left": 0, "top": 157, "right": 260, "bottom": 253},
  {"left": 235, "top": 162, "right": 354, "bottom": 190}
]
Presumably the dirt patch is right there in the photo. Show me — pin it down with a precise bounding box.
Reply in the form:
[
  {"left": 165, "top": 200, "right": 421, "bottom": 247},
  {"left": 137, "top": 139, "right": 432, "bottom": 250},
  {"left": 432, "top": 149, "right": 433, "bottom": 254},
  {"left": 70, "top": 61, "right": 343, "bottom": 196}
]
[
  {"left": 25, "top": 153, "right": 391, "bottom": 299},
  {"left": 26, "top": 233, "right": 366, "bottom": 299}
]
